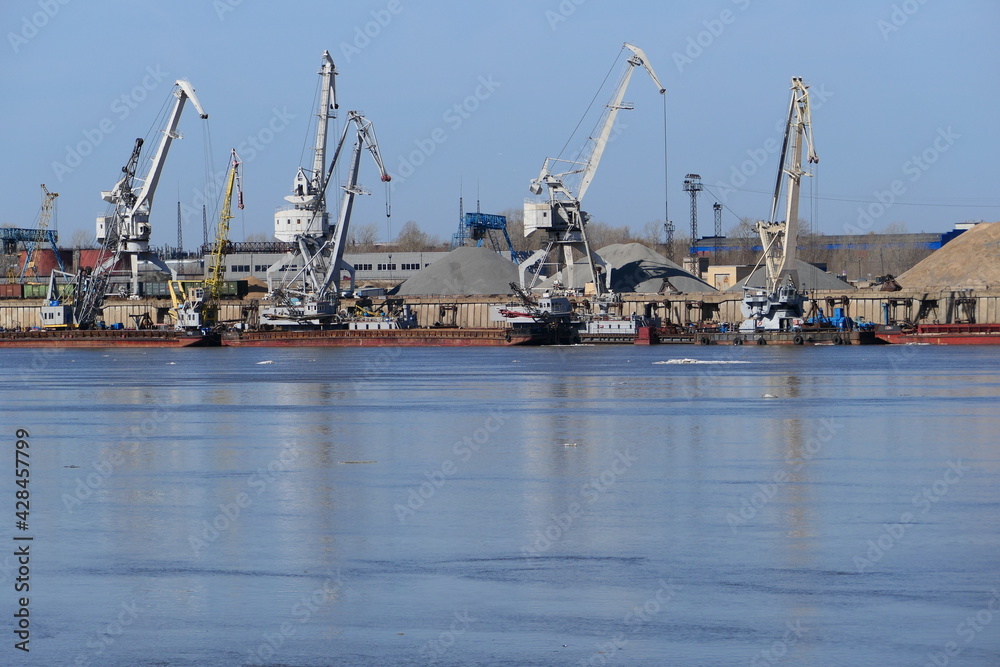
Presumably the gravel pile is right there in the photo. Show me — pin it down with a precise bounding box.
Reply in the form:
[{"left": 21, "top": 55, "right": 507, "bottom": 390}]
[
  {"left": 395, "top": 246, "right": 518, "bottom": 296},
  {"left": 539, "top": 243, "right": 715, "bottom": 293},
  {"left": 897, "top": 222, "right": 999, "bottom": 290},
  {"left": 599, "top": 243, "right": 716, "bottom": 293},
  {"left": 727, "top": 259, "right": 853, "bottom": 293}
]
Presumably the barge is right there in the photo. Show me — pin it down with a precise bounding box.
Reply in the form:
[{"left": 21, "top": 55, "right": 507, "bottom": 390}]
[
  {"left": 696, "top": 328, "right": 879, "bottom": 346},
  {"left": 221, "top": 325, "right": 551, "bottom": 347},
  {"left": 0, "top": 328, "right": 220, "bottom": 348},
  {"left": 874, "top": 323, "right": 1000, "bottom": 345}
]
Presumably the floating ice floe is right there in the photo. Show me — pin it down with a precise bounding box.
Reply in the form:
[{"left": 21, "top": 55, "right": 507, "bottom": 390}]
[{"left": 654, "top": 359, "right": 752, "bottom": 365}]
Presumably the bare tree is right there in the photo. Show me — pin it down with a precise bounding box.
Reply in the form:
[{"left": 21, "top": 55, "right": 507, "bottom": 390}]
[
  {"left": 348, "top": 222, "right": 380, "bottom": 252},
  {"left": 395, "top": 220, "right": 431, "bottom": 252},
  {"left": 585, "top": 221, "right": 636, "bottom": 249},
  {"left": 244, "top": 232, "right": 271, "bottom": 243},
  {"left": 707, "top": 217, "right": 759, "bottom": 266},
  {"left": 70, "top": 229, "right": 98, "bottom": 249}
]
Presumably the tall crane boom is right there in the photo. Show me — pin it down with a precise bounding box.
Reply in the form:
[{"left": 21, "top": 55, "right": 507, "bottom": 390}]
[
  {"left": 577, "top": 43, "right": 665, "bottom": 202},
  {"left": 756, "top": 77, "right": 817, "bottom": 292},
  {"left": 274, "top": 51, "right": 338, "bottom": 242},
  {"left": 97, "top": 80, "right": 208, "bottom": 294},
  {"left": 317, "top": 111, "right": 391, "bottom": 299},
  {"left": 738, "top": 77, "right": 819, "bottom": 334},
  {"left": 521, "top": 42, "right": 665, "bottom": 295},
  {"left": 203, "top": 149, "right": 244, "bottom": 325}
]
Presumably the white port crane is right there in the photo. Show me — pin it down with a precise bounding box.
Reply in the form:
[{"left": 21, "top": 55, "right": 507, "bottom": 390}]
[
  {"left": 268, "top": 111, "right": 390, "bottom": 305},
  {"left": 519, "top": 43, "right": 665, "bottom": 296},
  {"left": 757, "top": 76, "right": 818, "bottom": 293},
  {"left": 740, "top": 76, "right": 819, "bottom": 332},
  {"left": 262, "top": 52, "right": 390, "bottom": 327},
  {"left": 42, "top": 81, "right": 208, "bottom": 329},
  {"left": 97, "top": 79, "right": 209, "bottom": 295}
]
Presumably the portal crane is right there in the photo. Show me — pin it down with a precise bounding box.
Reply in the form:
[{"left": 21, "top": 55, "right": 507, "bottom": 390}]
[
  {"left": 263, "top": 110, "right": 390, "bottom": 325},
  {"left": 171, "top": 149, "right": 243, "bottom": 330},
  {"left": 97, "top": 80, "right": 209, "bottom": 295},
  {"left": 519, "top": 43, "right": 665, "bottom": 295},
  {"left": 756, "top": 76, "right": 818, "bottom": 293},
  {"left": 739, "top": 77, "right": 819, "bottom": 333}
]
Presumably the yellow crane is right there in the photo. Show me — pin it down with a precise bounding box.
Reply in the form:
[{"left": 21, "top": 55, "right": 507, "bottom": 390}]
[{"left": 171, "top": 149, "right": 243, "bottom": 329}]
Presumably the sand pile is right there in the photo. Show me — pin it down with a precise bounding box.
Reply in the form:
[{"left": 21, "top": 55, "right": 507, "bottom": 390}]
[
  {"left": 396, "top": 246, "right": 517, "bottom": 296},
  {"left": 897, "top": 222, "right": 999, "bottom": 290},
  {"left": 727, "top": 259, "right": 853, "bottom": 293},
  {"left": 539, "top": 243, "right": 714, "bottom": 293}
]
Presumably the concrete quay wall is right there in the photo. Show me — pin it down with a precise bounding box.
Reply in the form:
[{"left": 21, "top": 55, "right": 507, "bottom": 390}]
[{"left": 3, "top": 289, "right": 999, "bottom": 330}]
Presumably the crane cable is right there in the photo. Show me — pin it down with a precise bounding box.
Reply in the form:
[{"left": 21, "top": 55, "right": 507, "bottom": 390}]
[
  {"left": 662, "top": 91, "right": 669, "bottom": 233},
  {"left": 555, "top": 46, "right": 624, "bottom": 162}
]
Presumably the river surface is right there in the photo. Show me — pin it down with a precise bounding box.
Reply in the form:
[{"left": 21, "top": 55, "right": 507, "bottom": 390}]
[{"left": 1, "top": 344, "right": 998, "bottom": 666}]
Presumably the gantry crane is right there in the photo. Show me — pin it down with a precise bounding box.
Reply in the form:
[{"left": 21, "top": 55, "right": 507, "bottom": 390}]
[
  {"left": 739, "top": 77, "right": 819, "bottom": 332},
  {"left": 171, "top": 149, "right": 243, "bottom": 330},
  {"left": 519, "top": 43, "right": 665, "bottom": 295}
]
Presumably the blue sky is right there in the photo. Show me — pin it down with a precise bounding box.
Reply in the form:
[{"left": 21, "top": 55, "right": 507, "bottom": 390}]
[{"left": 2, "top": 0, "right": 998, "bottom": 248}]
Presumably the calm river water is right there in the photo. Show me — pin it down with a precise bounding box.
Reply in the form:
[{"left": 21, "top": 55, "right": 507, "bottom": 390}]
[{"left": 1, "top": 344, "right": 998, "bottom": 666}]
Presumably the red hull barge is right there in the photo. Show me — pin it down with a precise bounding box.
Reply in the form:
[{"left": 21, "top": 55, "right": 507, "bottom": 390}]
[
  {"left": 222, "top": 327, "right": 542, "bottom": 347},
  {"left": 0, "top": 329, "right": 220, "bottom": 348},
  {"left": 875, "top": 323, "right": 1000, "bottom": 345}
]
